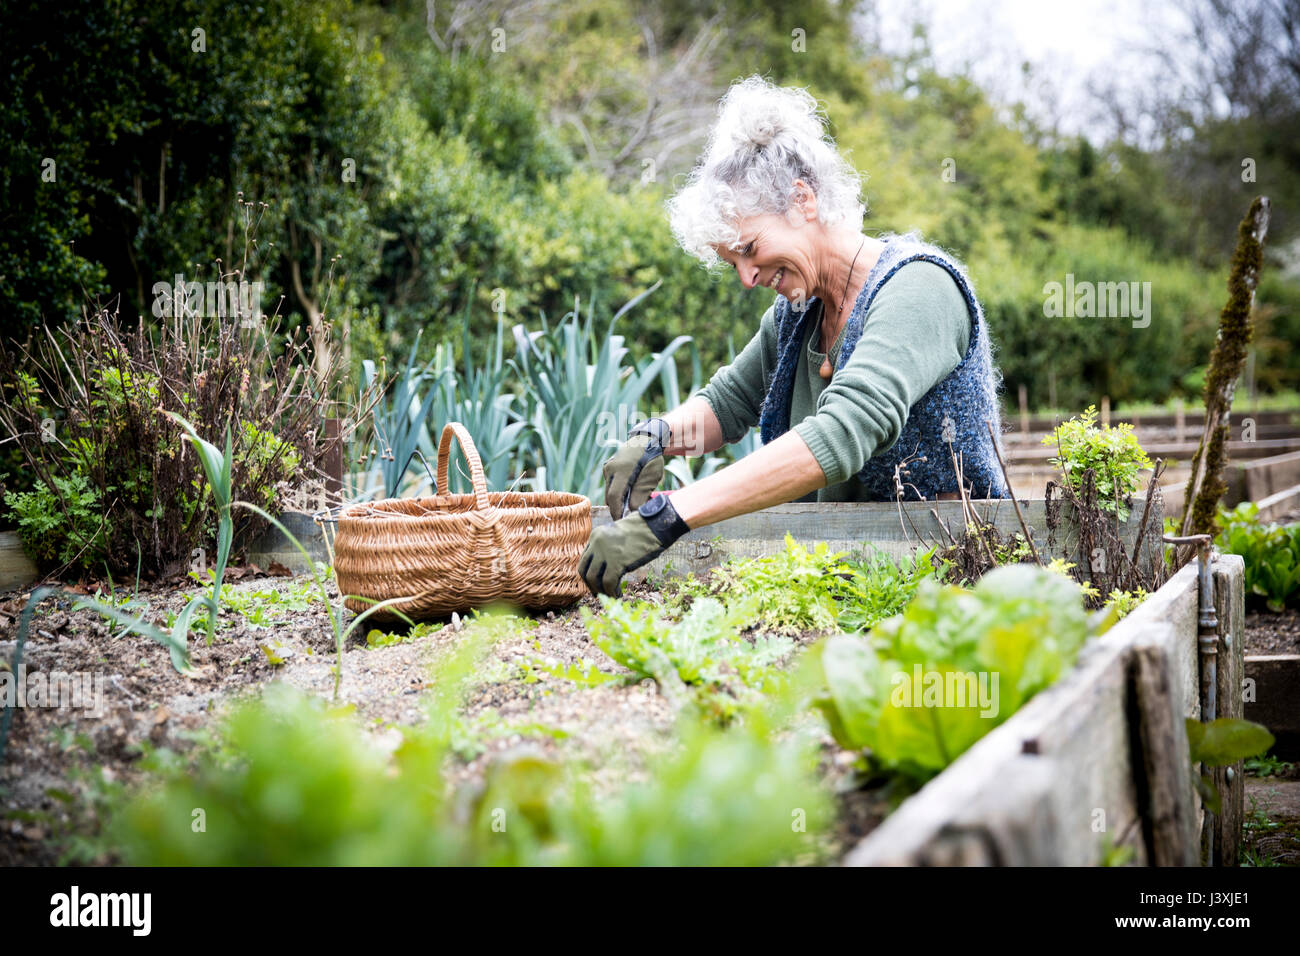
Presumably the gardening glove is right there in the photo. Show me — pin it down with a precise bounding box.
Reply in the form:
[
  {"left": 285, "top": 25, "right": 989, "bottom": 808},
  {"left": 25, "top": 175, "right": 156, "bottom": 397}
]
[
  {"left": 602, "top": 418, "right": 670, "bottom": 519},
  {"left": 579, "top": 492, "right": 691, "bottom": 597}
]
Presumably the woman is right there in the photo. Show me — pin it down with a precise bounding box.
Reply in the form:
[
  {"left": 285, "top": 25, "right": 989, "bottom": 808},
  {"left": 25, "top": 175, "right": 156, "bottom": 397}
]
[{"left": 580, "top": 76, "right": 1009, "bottom": 597}]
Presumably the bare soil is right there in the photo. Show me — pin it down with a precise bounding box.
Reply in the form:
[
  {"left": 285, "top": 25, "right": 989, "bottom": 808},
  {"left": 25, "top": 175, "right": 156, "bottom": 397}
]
[
  {"left": 1244, "top": 608, "right": 1300, "bottom": 656},
  {"left": 0, "top": 569, "right": 870, "bottom": 865},
  {"left": 1243, "top": 763, "right": 1300, "bottom": 867}
]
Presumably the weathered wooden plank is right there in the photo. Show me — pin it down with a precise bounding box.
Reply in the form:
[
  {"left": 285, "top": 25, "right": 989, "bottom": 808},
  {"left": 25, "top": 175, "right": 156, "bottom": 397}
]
[
  {"left": 845, "top": 565, "right": 1201, "bottom": 867},
  {"left": 1007, "top": 422, "right": 1300, "bottom": 447},
  {"left": 1256, "top": 483, "right": 1300, "bottom": 522},
  {"left": 908, "top": 757, "right": 1067, "bottom": 866},
  {"left": 1122, "top": 562, "right": 1201, "bottom": 723},
  {"left": 0, "top": 531, "right": 38, "bottom": 593},
  {"left": 1008, "top": 437, "right": 1300, "bottom": 465},
  {"left": 1132, "top": 623, "right": 1199, "bottom": 866},
  {"left": 1212, "top": 554, "right": 1246, "bottom": 867},
  {"left": 846, "top": 630, "right": 1142, "bottom": 866},
  {"left": 1021, "top": 409, "right": 1297, "bottom": 433},
  {"left": 1243, "top": 450, "right": 1300, "bottom": 501}
]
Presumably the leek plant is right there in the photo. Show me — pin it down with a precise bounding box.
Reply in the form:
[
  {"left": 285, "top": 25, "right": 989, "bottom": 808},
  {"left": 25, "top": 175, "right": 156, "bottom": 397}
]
[
  {"left": 67, "top": 412, "right": 236, "bottom": 667},
  {"left": 722, "top": 335, "right": 763, "bottom": 464},
  {"left": 654, "top": 340, "right": 727, "bottom": 489},
  {"left": 166, "top": 413, "right": 234, "bottom": 646},
  {"left": 511, "top": 283, "right": 689, "bottom": 498},
  {"left": 425, "top": 304, "right": 529, "bottom": 494},
  {"left": 235, "top": 502, "right": 415, "bottom": 698},
  {"left": 360, "top": 330, "right": 447, "bottom": 499},
  {"left": 354, "top": 302, "right": 529, "bottom": 499}
]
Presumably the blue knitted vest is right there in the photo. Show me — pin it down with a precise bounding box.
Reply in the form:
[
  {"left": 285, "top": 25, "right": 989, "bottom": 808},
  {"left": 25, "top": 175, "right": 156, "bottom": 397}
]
[{"left": 757, "top": 233, "right": 1009, "bottom": 501}]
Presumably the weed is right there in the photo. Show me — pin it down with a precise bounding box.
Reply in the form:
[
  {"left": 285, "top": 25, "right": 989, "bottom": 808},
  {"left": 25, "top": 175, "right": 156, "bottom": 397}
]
[
  {"left": 1245, "top": 753, "right": 1295, "bottom": 777},
  {"left": 365, "top": 621, "right": 445, "bottom": 649}
]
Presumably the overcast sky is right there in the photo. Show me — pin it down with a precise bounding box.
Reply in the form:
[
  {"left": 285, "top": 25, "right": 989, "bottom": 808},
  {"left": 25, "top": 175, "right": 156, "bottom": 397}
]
[{"left": 860, "top": 0, "right": 1198, "bottom": 142}]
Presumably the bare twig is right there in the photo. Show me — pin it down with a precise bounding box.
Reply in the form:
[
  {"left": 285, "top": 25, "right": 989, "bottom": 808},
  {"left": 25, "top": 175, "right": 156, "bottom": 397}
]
[{"left": 985, "top": 420, "right": 1042, "bottom": 566}]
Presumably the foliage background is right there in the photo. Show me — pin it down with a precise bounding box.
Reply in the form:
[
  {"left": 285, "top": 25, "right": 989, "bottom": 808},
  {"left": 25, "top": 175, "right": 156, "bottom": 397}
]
[{"left": 2, "top": 0, "right": 1297, "bottom": 412}]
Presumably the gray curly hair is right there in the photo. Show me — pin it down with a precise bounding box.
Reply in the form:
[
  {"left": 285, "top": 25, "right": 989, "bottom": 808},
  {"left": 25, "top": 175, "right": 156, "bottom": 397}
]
[{"left": 666, "top": 76, "right": 865, "bottom": 268}]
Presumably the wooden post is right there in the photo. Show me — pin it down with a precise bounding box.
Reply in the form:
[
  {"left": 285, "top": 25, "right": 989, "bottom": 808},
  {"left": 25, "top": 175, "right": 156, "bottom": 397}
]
[
  {"left": 1101, "top": 395, "right": 1110, "bottom": 428},
  {"left": 1018, "top": 384, "right": 1029, "bottom": 435},
  {"left": 0, "top": 532, "right": 39, "bottom": 592},
  {"left": 1212, "top": 554, "right": 1246, "bottom": 867},
  {"left": 1132, "top": 624, "right": 1199, "bottom": 866},
  {"left": 1174, "top": 398, "right": 1186, "bottom": 444},
  {"left": 323, "top": 417, "right": 343, "bottom": 501},
  {"left": 1181, "top": 197, "right": 1271, "bottom": 537}
]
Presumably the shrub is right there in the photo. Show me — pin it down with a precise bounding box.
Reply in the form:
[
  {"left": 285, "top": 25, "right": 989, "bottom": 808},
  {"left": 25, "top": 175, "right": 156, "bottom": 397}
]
[
  {"left": 0, "top": 296, "right": 343, "bottom": 578},
  {"left": 5, "top": 474, "right": 108, "bottom": 571},
  {"left": 1043, "top": 404, "right": 1152, "bottom": 519}
]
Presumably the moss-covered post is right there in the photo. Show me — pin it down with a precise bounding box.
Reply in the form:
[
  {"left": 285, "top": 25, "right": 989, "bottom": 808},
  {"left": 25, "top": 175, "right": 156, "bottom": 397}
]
[{"left": 1180, "top": 197, "right": 1271, "bottom": 541}]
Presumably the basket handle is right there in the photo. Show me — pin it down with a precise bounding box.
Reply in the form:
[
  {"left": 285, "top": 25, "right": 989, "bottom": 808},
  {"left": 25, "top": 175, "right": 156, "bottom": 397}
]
[{"left": 437, "top": 422, "right": 491, "bottom": 510}]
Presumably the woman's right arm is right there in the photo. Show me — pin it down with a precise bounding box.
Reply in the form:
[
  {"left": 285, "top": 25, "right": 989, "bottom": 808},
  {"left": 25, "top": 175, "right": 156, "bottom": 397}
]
[
  {"left": 661, "top": 305, "right": 775, "bottom": 457},
  {"left": 660, "top": 395, "right": 727, "bottom": 456}
]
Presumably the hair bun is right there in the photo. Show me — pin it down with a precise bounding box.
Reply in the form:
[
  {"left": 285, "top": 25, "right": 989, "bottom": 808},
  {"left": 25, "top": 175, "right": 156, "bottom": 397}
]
[
  {"left": 713, "top": 75, "right": 822, "bottom": 157},
  {"left": 744, "top": 116, "right": 780, "bottom": 147}
]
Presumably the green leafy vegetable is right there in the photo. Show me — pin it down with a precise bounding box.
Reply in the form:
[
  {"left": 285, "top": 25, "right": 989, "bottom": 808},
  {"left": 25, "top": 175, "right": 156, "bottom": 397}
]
[
  {"left": 813, "top": 565, "right": 1100, "bottom": 781},
  {"left": 1215, "top": 502, "right": 1300, "bottom": 611}
]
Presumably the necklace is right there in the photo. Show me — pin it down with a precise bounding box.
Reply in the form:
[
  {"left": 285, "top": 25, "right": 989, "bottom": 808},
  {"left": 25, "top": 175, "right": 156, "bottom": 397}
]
[{"left": 820, "top": 236, "right": 868, "bottom": 380}]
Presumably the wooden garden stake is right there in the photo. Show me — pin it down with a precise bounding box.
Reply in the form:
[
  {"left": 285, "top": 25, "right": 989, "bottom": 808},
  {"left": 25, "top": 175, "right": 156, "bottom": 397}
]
[{"left": 1181, "top": 197, "right": 1271, "bottom": 543}]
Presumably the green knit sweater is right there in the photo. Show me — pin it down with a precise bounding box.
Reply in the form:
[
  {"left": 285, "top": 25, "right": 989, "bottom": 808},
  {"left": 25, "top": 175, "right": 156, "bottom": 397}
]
[{"left": 697, "top": 260, "right": 971, "bottom": 502}]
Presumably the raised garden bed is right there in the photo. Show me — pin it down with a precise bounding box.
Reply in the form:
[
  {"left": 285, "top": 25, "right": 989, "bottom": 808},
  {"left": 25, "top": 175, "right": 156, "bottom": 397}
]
[
  {"left": 1, "top": 495, "right": 1251, "bottom": 867},
  {"left": 1244, "top": 608, "right": 1300, "bottom": 760},
  {"left": 846, "top": 556, "right": 1245, "bottom": 866}
]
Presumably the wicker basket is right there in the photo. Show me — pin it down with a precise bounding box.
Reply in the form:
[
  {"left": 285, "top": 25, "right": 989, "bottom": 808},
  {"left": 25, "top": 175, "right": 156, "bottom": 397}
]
[{"left": 332, "top": 422, "right": 591, "bottom": 622}]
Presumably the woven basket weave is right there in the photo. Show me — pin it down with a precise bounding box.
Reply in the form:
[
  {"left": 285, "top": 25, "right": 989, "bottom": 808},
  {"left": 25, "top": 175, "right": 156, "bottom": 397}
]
[{"left": 333, "top": 423, "right": 591, "bottom": 622}]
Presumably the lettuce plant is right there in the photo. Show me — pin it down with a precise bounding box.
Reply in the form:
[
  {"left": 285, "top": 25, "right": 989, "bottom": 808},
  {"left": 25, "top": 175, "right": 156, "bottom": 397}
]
[
  {"left": 813, "top": 565, "right": 1106, "bottom": 781},
  {"left": 1216, "top": 502, "right": 1300, "bottom": 611},
  {"left": 680, "top": 536, "right": 942, "bottom": 635},
  {"left": 583, "top": 596, "right": 794, "bottom": 723}
]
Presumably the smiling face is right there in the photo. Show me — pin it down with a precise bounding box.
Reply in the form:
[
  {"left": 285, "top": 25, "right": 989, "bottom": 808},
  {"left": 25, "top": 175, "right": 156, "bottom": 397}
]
[
  {"left": 711, "top": 181, "right": 826, "bottom": 304},
  {"left": 714, "top": 213, "right": 816, "bottom": 301}
]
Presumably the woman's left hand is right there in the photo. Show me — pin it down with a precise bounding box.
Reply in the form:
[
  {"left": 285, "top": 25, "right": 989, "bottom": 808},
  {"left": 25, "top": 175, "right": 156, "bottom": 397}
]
[{"left": 579, "top": 494, "right": 691, "bottom": 596}]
